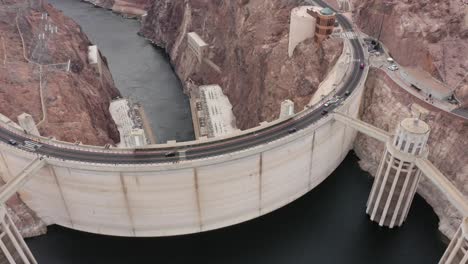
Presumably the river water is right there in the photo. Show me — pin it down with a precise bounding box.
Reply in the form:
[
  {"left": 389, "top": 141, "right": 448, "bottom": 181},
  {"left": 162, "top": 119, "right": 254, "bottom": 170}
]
[
  {"left": 48, "top": 0, "right": 194, "bottom": 143},
  {"left": 25, "top": 1, "right": 446, "bottom": 263}
]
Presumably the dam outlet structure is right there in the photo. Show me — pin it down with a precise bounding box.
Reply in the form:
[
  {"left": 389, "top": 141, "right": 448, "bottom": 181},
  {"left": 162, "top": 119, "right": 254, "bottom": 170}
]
[
  {"left": 0, "top": 205, "right": 37, "bottom": 264},
  {"left": 439, "top": 218, "right": 468, "bottom": 264},
  {"left": 366, "top": 118, "right": 430, "bottom": 228}
]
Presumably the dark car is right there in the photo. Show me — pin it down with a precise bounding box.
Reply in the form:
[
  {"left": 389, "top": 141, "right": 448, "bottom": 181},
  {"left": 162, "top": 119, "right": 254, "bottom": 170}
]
[
  {"left": 164, "top": 151, "right": 177, "bottom": 158},
  {"left": 360, "top": 63, "right": 365, "bottom": 69},
  {"left": 8, "top": 139, "right": 17, "bottom": 145},
  {"left": 288, "top": 128, "right": 297, "bottom": 134},
  {"left": 321, "top": 110, "right": 329, "bottom": 115},
  {"left": 344, "top": 90, "right": 351, "bottom": 96}
]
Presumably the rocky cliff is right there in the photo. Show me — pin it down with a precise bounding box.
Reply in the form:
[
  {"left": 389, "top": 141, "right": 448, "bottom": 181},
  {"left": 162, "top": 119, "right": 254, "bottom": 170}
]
[
  {"left": 0, "top": 0, "right": 120, "bottom": 146},
  {"left": 355, "top": 68, "right": 468, "bottom": 238},
  {"left": 141, "top": 0, "right": 343, "bottom": 129},
  {"left": 0, "top": 0, "right": 122, "bottom": 236},
  {"left": 352, "top": 0, "right": 468, "bottom": 108}
]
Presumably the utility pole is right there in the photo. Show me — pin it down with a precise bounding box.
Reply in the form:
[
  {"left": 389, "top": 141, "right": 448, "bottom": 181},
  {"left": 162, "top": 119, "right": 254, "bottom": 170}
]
[
  {"left": 377, "top": 2, "right": 392, "bottom": 43},
  {"left": 376, "top": 10, "right": 385, "bottom": 42}
]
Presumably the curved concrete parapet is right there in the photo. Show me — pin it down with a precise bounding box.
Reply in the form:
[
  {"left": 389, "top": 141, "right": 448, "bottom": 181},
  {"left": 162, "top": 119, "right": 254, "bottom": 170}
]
[{"left": 0, "top": 82, "right": 365, "bottom": 237}]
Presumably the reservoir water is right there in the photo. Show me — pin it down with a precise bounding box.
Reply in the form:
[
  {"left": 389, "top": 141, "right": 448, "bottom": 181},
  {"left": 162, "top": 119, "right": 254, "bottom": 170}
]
[
  {"left": 26, "top": 153, "right": 445, "bottom": 264},
  {"left": 26, "top": 1, "right": 447, "bottom": 263},
  {"left": 48, "top": 0, "right": 195, "bottom": 143}
]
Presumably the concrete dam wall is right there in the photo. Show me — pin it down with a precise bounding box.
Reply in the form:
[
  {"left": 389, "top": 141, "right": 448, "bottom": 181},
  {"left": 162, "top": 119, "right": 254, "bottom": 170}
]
[{"left": 0, "top": 83, "right": 364, "bottom": 237}]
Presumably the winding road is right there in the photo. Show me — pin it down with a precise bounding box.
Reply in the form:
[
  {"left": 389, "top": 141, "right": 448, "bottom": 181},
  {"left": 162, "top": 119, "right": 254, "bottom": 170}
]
[{"left": 0, "top": 1, "right": 366, "bottom": 164}]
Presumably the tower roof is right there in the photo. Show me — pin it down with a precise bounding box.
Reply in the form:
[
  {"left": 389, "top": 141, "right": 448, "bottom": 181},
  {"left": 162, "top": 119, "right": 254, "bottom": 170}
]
[
  {"left": 400, "top": 118, "right": 430, "bottom": 135},
  {"left": 320, "top": 7, "right": 334, "bottom": 16}
]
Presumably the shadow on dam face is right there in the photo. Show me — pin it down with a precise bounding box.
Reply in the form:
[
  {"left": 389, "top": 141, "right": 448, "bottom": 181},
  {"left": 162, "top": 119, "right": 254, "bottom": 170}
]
[{"left": 26, "top": 152, "right": 445, "bottom": 264}]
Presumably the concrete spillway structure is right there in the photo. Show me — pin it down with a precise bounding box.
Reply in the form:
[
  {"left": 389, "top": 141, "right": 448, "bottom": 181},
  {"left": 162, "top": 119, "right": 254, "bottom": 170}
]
[
  {"left": 366, "top": 118, "right": 430, "bottom": 228},
  {"left": 17, "top": 113, "right": 40, "bottom": 137},
  {"left": 288, "top": 6, "right": 318, "bottom": 57},
  {"left": 439, "top": 218, "right": 468, "bottom": 264},
  {"left": 0, "top": 205, "right": 37, "bottom": 264}
]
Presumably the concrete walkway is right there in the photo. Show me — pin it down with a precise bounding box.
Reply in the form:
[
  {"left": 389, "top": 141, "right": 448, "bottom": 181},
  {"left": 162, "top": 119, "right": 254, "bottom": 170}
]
[{"left": 0, "top": 157, "right": 45, "bottom": 204}]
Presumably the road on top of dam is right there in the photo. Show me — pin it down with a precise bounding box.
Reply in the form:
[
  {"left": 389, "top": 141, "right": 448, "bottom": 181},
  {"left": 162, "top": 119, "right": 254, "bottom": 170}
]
[{"left": 0, "top": 0, "right": 364, "bottom": 164}]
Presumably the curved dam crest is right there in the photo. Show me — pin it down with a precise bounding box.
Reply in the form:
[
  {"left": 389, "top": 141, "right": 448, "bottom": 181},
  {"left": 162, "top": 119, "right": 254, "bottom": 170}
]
[
  {"left": 0, "top": 0, "right": 365, "bottom": 237},
  {"left": 0, "top": 86, "right": 362, "bottom": 236}
]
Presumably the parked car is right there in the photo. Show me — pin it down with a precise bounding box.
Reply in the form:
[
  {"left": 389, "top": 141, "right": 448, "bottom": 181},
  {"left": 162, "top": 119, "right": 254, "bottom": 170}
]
[
  {"left": 388, "top": 64, "right": 399, "bottom": 71},
  {"left": 8, "top": 139, "right": 17, "bottom": 145}
]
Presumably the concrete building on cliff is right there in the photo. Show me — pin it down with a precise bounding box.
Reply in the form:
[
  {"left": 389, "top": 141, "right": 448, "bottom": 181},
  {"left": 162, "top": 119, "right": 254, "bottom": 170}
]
[
  {"left": 190, "top": 85, "right": 238, "bottom": 139},
  {"left": 288, "top": 6, "right": 337, "bottom": 57},
  {"left": 310, "top": 8, "right": 336, "bottom": 43},
  {"left": 17, "top": 113, "right": 40, "bottom": 136},
  {"left": 109, "top": 98, "right": 148, "bottom": 148}
]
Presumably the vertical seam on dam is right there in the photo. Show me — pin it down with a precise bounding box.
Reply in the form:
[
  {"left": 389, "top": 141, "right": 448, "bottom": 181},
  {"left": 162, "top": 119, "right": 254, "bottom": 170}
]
[
  {"left": 258, "top": 153, "right": 263, "bottom": 215},
  {"left": 50, "top": 166, "right": 74, "bottom": 228},
  {"left": 193, "top": 168, "right": 203, "bottom": 231},
  {"left": 308, "top": 131, "right": 316, "bottom": 190},
  {"left": 119, "top": 173, "right": 136, "bottom": 236},
  {"left": 341, "top": 122, "right": 348, "bottom": 161},
  {"left": 0, "top": 150, "right": 12, "bottom": 179}
]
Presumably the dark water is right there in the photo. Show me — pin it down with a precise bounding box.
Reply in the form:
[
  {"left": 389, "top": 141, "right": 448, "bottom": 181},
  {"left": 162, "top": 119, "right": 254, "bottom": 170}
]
[
  {"left": 26, "top": 153, "right": 446, "bottom": 263},
  {"left": 47, "top": 0, "right": 194, "bottom": 143}
]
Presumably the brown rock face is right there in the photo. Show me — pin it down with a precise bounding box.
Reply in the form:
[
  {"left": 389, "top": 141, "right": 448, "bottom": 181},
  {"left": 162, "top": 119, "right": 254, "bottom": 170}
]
[
  {"left": 1, "top": 0, "right": 122, "bottom": 236},
  {"left": 354, "top": 68, "right": 468, "bottom": 238},
  {"left": 141, "top": 0, "right": 343, "bottom": 129},
  {"left": 352, "top": 0, "right": 468, "bottom": 107},
  {"left": 0, "top": 0, "right": 120, "bottom": 146}
]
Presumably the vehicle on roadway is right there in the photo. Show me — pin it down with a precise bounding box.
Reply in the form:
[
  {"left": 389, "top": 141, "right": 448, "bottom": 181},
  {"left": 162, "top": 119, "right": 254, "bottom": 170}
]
[
  {"left": 164, "top": 151, "right": 177, "bottom": 158},
  {"left": 360, "top": 62, "right": 365, "bottom": 69},
  {"left": 288, "top": 128, "right": 297, "bottom": 134},
  {"left": 388, "top": 64, "right": 399, "bottom": 71},
  {"left": 321, "top": 110, "right": 329, "bottom": 115},
  {"left": 8, "top": 139, "right": 17, "bottom": 145},
  {"left": 324, "top": 97, "right": 340, "bottom": 107},
  {"left": 344, "top": 90, "right": 351, "bottom": 96}
]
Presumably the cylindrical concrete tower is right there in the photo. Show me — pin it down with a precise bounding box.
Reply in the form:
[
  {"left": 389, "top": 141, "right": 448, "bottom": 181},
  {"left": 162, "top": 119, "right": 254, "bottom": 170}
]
[
  {"left": 0, "top": 205, "right": 38, "bottom": 263},
  {"left": 366, "top": 118, "right": 430, "bottom": 228},
  {"left": 439, "top": 218, "right": 468, "bottom": 264},
  {"left": 314, "top": 8, "right": 336, "bottom": 43}
]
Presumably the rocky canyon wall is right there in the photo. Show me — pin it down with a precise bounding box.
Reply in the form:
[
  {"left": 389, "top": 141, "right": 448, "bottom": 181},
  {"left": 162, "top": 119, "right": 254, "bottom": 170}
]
[
  {"left": 351, "top": 0, "right": 468, "bottom": 108},
  {"left": 355, "top": 68, "right": 468, "bottom": 238},
  {"left": 0, "top": 0, "right": 120, "bottom": 146},
  {"left": 141, "top": 0, "right": 343, "bottom": 129},
  {"left": 0, "top": 0, "right": 122, "bottom": 236}
]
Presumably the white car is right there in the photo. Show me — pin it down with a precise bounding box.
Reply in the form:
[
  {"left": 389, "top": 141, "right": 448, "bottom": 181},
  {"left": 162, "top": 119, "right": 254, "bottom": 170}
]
[
  {"left": 388, "top": 64, "right": 399, "bottom": 71},
  {"left": 324, "top": 97, "right": 340, "bottom": 107}
]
